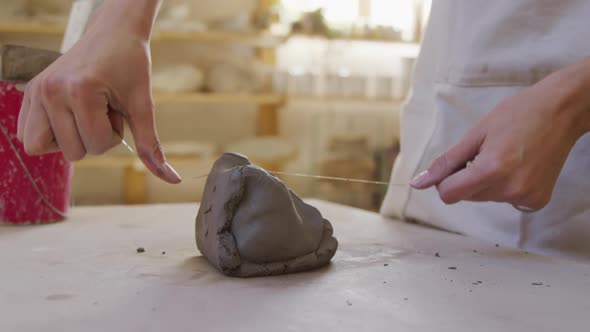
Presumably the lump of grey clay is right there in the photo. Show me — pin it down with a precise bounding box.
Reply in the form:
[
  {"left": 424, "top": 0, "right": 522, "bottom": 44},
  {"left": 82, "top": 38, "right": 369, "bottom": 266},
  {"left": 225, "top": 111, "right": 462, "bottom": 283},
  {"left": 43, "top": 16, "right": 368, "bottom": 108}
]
[{"left": 195, "top": 153, "right": 338, "bottom": 277}]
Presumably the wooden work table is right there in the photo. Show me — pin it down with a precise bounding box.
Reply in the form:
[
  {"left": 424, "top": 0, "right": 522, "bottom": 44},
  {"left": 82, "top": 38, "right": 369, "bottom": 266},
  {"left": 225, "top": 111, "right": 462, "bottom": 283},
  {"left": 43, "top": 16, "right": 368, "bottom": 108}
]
[{"left": 1, "top": 200, "right": 589, "bottom": 331}]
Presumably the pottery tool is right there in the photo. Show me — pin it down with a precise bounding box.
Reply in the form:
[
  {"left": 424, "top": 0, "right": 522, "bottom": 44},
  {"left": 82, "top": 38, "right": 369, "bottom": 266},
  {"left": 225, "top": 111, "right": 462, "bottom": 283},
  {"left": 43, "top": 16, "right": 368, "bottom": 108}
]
[
  {"left": 0, "top": 44, "right": 133, "bottom": 153},
  {"left": 269, "top": 171, "right": 402, "bottom": 186},
  {"left": 194, "top": 171, "right": 407, "bottom": 187}
]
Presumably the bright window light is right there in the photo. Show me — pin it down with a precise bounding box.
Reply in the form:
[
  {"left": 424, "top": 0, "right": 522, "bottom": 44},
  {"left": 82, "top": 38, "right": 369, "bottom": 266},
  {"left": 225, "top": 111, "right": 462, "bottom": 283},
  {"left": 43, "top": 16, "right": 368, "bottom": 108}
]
[
  {"left": 318, "top": 0, "right": 358, "bottom": 23},
  {"left": 281, "top": 0, "right": 358, "bottom": 24},
  {"left": 369, "top": 0, "right": 415, "bottom": 30}
]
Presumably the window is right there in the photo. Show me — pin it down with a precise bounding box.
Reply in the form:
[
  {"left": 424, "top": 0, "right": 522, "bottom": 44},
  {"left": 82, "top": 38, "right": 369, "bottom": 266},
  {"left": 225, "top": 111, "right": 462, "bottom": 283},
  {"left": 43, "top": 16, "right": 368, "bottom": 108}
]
[{"left": 280, "top": 0, "right": 430, "bottom": 42}]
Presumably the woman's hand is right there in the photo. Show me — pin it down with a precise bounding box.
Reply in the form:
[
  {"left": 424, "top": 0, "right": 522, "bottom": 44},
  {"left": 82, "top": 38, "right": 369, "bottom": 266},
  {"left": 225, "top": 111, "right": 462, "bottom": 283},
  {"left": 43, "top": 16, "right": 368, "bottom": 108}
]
[
  {"left": 410, "top": 59, "right": 590, "bottom": 210},
  {"left": 16, "top": 0, "right": 181, "bottom": 184}
]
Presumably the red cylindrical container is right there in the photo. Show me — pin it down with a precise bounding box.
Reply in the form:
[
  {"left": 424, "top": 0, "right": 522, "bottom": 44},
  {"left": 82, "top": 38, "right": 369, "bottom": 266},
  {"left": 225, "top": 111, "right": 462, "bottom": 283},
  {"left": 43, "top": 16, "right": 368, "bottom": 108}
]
[{"left": 0, "top": 82, "right": 72, "bottom": 224}]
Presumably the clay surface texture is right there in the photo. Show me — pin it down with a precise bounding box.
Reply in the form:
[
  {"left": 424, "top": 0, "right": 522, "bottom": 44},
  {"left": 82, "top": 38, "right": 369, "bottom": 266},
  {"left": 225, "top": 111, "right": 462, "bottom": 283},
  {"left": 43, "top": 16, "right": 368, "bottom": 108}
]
[{"left": 195, "top": 153, "right": 338, "bottom": 277}]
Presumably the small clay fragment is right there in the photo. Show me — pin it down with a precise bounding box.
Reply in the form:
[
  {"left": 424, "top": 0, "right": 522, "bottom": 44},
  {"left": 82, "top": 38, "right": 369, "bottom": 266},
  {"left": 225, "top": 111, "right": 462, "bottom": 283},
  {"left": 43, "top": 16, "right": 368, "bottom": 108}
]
[
  {"left": 195, "top": 153, "right": 338, "bottom": 277},
  {"left": 136, "top": 247, "right": 145, "bottom": 253}
]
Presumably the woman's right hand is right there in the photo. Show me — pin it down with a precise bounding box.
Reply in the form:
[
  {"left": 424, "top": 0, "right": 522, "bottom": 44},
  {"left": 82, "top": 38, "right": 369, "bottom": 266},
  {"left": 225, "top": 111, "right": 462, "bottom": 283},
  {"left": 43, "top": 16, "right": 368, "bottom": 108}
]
[{"left": 17, "top": 0, "right": 181, "bottom": 184}]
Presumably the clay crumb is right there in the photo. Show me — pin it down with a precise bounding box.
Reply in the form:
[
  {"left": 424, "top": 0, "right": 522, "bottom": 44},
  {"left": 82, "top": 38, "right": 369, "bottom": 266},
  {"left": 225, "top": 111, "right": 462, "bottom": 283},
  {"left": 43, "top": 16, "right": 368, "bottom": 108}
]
[
  {"left": 383, "top": 281, "right": 387, "bottom": 284},
  {"left": 477, "top": 281, "right": 482, "bottom": 284},
  {"left": 403, "top": 297, "right": 408, "bottom": 301},
  {"left": 162, "top": 251, "right": 166, "bottom": 255},
  {"left": 473, "top": 250, "right": 478, "bottom": 253},
  {"left": 448, "top": 267, "right": 457, "bottom": 270},
  {"left": 346, "top": 300, "right": 352, "bottom": 306},
  {"left": 531, "top": 282, "right": 543, "bottom": 286},
  {"left": 136, "top": 247, "right": 145, "bottom": 253},
  {"left": 435, "top": 252, "right": 440, "bottom": 257},
  {"left": 495, "top": 244, "right": 500, "bottom": 247},
  {"left": 383, "top": 263, "right": 389, "bottom": 267}
]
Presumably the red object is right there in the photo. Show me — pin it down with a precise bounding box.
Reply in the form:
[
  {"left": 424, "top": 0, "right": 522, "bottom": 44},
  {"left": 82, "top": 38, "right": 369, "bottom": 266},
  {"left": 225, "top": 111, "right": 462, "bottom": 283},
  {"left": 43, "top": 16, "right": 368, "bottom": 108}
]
[{"left": 0, "top": 82, "right": 72, "bottom": 224}]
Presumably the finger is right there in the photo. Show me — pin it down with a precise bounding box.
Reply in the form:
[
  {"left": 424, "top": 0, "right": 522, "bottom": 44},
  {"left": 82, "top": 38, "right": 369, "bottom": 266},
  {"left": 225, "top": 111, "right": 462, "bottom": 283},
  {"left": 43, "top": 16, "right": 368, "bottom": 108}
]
[
  {"left": 126, "top": 96, "right": 181, "bottom": 184},
  {"left": 461, "top": 186, "right": 497, "bottom": 202},
  {"left": 411, "top": 130, "right": 484, "bottom": 189},
  {"left": 44, "top": 103, "right": 86, "bottom": 161},
  {"left": 69, "top": 93, "right": 117, "bottom": 155},
  {"left": 108, "top": 105, "right": 125, "bottom": 148},
  {"left": 23, "top": 97, "right": 58, "bottom": 155},
  {"left": 17, "top": 87, "right": 31, "bottom": 142},
  {"left": 108, "top": 105, "right": 124, "bottom": 139},
  {"left": 436, "top": 158, "right": 495, "bottom": 204}
]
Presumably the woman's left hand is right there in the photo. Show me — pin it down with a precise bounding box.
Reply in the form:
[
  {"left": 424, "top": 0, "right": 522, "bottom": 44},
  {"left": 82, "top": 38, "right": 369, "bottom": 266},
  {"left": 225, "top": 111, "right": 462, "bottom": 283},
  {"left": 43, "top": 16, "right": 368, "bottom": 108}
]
[{"left": 410, "top": 59, "right": 590, "bottom": 210}]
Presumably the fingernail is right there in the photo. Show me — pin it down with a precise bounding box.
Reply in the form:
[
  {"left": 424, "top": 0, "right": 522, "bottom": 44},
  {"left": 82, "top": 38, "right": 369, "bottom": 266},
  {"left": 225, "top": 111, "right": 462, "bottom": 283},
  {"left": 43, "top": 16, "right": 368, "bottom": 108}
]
[
  {"left": 163, "top": 162, "right": 182, "bottom": 184},
  {"left": 410, "top": 170, "right": 430, "bottom": 188}
]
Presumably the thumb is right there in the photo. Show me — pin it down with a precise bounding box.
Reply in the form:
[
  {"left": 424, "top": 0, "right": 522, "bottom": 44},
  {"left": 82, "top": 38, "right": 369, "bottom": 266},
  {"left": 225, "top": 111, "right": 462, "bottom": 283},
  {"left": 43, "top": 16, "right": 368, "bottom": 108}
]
[
  {"left": 410, "top": 131, "right": 482, "bottom": 189},
  {"left": 126, "top": 96, "right": 182, "bottom": 184}
]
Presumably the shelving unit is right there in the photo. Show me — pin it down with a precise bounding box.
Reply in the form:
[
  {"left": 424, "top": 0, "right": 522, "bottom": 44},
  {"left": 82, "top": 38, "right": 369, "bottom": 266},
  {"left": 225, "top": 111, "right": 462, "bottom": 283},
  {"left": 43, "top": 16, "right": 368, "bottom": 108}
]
[
  {"left": 0, "top": 2, "right": 285, "bottom": 205},
  {"left": 0, "top": 21, "right": 286, "bottom": 46},
  {"left": 0, "top": 21, "right": 65, "bottom": 36},
  {"left": 0, "top": 4, "right": 414, "bottom": 206},
  {"left": 154, "top": 92, "right": 284, "bottom": 105},
  {"left": 0, "top": 20, "right": 285, "bottom": 136}
]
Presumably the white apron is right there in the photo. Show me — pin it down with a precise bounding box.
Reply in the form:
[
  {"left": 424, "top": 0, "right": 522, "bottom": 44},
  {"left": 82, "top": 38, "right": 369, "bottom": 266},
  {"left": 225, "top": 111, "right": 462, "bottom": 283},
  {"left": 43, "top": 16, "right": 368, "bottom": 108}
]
[{"left": 381, "top": 0, "right": 590, "bottom": 260}]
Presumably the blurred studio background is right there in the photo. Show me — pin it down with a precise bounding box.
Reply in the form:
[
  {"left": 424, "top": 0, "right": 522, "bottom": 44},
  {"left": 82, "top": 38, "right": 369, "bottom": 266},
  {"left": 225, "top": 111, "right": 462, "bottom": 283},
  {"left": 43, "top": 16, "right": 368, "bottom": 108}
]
[{"left": 0, "top": 0, "right": 431, "bottom": 211}]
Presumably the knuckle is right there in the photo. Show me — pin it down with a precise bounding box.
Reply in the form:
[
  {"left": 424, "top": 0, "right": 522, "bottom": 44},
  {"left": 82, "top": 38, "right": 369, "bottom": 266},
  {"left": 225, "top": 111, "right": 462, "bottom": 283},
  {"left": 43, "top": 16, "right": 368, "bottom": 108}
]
[
  {"left": 430, "top": 155, "right": 449, "bottom": 175},
  {"left": 529, "top": 192, "right": 551, "bottom": 210},
  {"left": 505, "top": 182, "right": 528, "bottom": 201},
  {"left": 24, "top": 141, "right": 41, "bottom": 155},
  {"left": 67, "top": 75, "right": 96, "bottom": 100},
  {"left": 438, "top": 187, "right": 457, "bottom": 205},
  {"left": 478, "top": 160, "right": 498, "bottom": 179},
  {"left": 23, "top": 131, "right": 48, "bottom": 155},
  {"left": 40, "top": 76, "right": 62, "bottom": 100},
  {"left": 486, "top": 151, "right": 521, "bottom": 179},
  {"left": 24, "top": 80, "right": 36, "bottom": 96},
  {"left": 85, "top": 141, "right": 112, "bottom": 156},
  {"left": 65, "top": 148, "right": 86, "bottom": 162},
  {"left": 506, "top": 178, "right": 531, "bottom": 202},
  {"left": 485, "top": 154, "right": 508, "bottom": 178}
]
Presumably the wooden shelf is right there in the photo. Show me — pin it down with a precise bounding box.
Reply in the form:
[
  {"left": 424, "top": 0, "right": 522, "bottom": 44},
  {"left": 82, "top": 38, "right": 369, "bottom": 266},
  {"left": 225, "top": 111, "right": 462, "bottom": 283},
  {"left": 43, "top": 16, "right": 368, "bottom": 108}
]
[
  {"left": 152, "top": 29, "right": 286, "bottom": 47},
  {"left": 75, "top": 156, "right": 136, "bottom": 168},
  {"left": 0, "top": 21, "right": 286, "bottom": 46},
  {"left": 288, "top": 95, "right": 405, "bottom": 105},
  {"left": 287, "top": 35, "right": 420, "bottom": 58},
  {"left": 75, "top": 155, "right": 215, "bottom": 169},
  {"left": 290, "top": 33, "right": 420, "bottom": 45},
  {"left": 154, "top": 92, "right": 285, "bottom": 105},
  {"left": 0, "top": 21, "right": 65, "bottom": 36}
]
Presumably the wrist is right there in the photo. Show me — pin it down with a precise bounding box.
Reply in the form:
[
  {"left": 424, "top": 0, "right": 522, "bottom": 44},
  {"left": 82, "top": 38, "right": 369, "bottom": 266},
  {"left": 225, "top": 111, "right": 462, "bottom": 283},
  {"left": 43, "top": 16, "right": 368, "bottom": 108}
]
[{"left": 89, "top": 0, "right": 162, "bottom": 41}]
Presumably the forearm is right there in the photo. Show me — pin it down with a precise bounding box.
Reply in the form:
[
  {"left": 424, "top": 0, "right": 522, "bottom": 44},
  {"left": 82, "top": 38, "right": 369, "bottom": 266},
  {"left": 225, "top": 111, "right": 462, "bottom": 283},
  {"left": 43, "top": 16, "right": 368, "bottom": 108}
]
[{"left": 88, "top": 0, "right": 162, "bottom": 40}]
